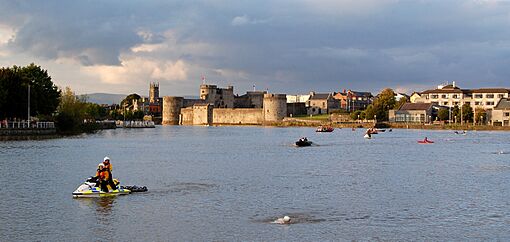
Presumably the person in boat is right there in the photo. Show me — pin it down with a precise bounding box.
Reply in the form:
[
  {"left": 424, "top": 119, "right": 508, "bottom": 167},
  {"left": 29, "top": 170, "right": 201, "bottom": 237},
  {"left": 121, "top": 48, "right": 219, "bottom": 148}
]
[
  {"left": 273, "top": 216, "right": 291, "bottom": 224},
  {"left": 95, "top": 164, "right": 110, "bottom": 192},
  {"left": 303, "top": 137, "right": 308, "bottom": 142},
  {"left": 101, "top": 156, "right": 117, "bottom": 190},
  {"left": 424, "top": 137, "right": 429, "bottom": 142}
]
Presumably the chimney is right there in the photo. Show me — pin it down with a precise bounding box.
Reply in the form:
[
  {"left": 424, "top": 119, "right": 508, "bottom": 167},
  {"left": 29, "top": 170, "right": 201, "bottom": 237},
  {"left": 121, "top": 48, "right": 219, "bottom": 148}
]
[{"left": 453, "top": 81, "right": 456, "bottom": 88}]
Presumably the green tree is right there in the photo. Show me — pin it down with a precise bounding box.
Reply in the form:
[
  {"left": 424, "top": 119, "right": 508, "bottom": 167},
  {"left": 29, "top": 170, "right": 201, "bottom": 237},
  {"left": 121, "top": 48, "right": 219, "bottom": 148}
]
[
  {"left": 121, "top": 93, "right": 141, "bottom": 107},
  {"left": 364, "top": 104, "right": 376, "bottom": 120},
  {"left": 437, "top": 108, "right": 449, "bottom": 121},
  {"left": 0, "top": 64, "right": 60, "bottom": 119},
  {"left": 452, "top": 105, "right": 460, "bottom": 123},
  {"left": 55, "top": 87, "right": 87, "bottom": 132},
  {"left": 371, "top": 88, "right": 396, "bottom": 121},
  {"left": 350, "top": 110, "right": 362, "bottom": 120},
  {"left": 84, "top": 103, "right": 108, "bottom": 120},
  {"left": 461, "top": 104, "right": 473, "bottom": 123},
  {"left": 474, "top": 108, "right": 487, "bottom": 124}
]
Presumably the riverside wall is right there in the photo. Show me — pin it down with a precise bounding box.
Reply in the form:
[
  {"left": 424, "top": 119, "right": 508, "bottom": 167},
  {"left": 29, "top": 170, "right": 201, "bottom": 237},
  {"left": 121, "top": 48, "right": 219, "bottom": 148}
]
[{"left": 0, "top": 128, "right": 56, "bottom": 136}]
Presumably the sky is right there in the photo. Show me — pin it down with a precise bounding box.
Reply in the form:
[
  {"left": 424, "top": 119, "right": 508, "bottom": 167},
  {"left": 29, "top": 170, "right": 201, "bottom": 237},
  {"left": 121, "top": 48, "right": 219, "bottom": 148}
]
[{"left": 1, "top": 0, "right": 510, "bottom": 96}]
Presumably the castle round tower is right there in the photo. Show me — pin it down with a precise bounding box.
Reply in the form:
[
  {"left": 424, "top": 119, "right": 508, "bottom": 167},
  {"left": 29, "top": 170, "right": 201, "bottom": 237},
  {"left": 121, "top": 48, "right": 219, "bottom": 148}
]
[
  {"left": 263, "top": 93, "right": 287, "bottom": 122},
  {"left": 162, "top": 96, "right": 183, "bottom": 125}
]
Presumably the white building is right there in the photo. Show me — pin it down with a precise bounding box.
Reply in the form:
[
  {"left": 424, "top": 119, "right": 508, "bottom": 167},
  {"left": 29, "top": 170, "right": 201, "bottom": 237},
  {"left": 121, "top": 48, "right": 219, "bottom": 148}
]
[{"left": 412, "top": 82, "right": 510, "bottom": 124}]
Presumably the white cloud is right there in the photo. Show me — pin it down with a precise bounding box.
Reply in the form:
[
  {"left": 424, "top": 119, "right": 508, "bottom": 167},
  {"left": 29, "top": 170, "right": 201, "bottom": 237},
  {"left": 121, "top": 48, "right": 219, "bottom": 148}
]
[
  {"left": 82, "top": 56, "right": 188, "bottom": 85},
  {"left": 231, "top": 15, "right": 269, "bottom": 26},
  {"left": 299, "top": 0, "right": 397, "bottom": 16}
]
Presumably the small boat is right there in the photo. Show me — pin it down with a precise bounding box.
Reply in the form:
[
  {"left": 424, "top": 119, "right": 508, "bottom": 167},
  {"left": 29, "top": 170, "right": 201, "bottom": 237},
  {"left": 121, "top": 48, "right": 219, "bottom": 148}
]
[
  {"left": 417, "top": 139, "right": 434, "bottom": 144},
  {"left": 316, "top": 126, "right": 334, "bottom": 132},
  {"left": 295, "top": 138, "right": 313, "bottom": 147},
  {"left": 72, "top": 177, "right": 131, "bottom": 198}
]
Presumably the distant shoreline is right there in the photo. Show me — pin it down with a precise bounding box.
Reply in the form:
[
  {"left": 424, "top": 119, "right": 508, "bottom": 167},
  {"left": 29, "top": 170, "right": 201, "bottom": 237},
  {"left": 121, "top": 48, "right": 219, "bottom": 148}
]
[{"left": 274, "top": 121, "right": 510, "bottom": 131}]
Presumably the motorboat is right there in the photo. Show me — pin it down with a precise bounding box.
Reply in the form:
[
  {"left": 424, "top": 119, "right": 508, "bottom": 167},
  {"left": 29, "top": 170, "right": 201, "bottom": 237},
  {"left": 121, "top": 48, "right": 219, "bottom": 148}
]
[
  {"left": 295, "top": 138, "right": 312, "bottom": 147},
  {"left": 72, "top": 177, "right": 131, "bottom": 198},
  {"left": 316, "top": 126, "right": 334, "bottom": 132}
]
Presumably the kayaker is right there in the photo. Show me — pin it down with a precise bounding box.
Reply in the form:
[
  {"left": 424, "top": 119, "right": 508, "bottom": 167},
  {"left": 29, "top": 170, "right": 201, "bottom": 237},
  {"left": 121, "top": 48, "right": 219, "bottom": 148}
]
[
  {"left": 101, "top": 156, "right": 117, "bottom": 190},
  {"left": 424, "top": 137, "right": 429, "bottom": 142}
]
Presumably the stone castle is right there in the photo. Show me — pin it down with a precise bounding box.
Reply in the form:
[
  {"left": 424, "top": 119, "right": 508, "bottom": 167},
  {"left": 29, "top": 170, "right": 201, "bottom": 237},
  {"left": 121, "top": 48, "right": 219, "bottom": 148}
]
[{"left": 162, "top": 84, "right": 287, "bottom": 125}]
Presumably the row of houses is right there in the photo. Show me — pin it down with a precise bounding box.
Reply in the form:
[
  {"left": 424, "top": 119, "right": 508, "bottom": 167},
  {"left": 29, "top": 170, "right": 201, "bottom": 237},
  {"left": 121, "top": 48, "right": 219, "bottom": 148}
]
[
  {"left": 390, "top": 82, "right": 510, "bottom": 126},
  {"left": 287, "top": 90, "right": 374, "bottom": 116}
]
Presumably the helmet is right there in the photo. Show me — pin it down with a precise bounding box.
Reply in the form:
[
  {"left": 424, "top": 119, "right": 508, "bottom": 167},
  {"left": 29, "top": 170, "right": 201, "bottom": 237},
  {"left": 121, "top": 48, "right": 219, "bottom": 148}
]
[
  {"left": 283, "top": 216, "right": 290, "bottom": 222},
  {"left": 103, "top": 156, "right": 110, "bottom": 162},
  {"left": 98, "top": 163, "right": 105, "bottom": 169}
]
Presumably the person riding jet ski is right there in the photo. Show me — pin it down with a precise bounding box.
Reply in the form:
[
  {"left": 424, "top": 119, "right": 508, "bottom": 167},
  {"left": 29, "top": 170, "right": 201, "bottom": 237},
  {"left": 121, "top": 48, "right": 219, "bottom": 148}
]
[
  {"left": 95, "top": 164, "right": 110, "bottom": 192},
  {"left": 100, "top": 156, "right": 117, "bottom": 191}
]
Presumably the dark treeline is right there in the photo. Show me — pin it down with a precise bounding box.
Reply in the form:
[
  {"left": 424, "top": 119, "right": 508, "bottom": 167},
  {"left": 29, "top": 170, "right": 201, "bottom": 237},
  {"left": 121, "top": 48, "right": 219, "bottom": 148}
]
[
  {"left": 0, "top": 63, "right": 124, "bottom": 134},
  {"left": 0, "top": 63, "right": 60, "bottom": 120}
]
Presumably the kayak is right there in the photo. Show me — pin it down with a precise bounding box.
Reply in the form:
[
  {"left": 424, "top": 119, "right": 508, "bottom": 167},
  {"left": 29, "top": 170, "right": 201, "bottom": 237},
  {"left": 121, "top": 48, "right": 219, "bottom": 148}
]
[{"left": 417, "top": 140, "right": 434, "bottom": 144}]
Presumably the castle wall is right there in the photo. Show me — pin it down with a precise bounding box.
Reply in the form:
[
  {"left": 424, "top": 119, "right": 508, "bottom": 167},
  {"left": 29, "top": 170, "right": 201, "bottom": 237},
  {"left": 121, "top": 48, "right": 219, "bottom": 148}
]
[
  {"left": 162, "top": 96, "right": 183, "bottom": 125},
  {"left": 212, "top": 108, "right": 264, "bottom": 124},
  {"left": 193, "top": 104, "right": 213, "bottom": 125},
  {"left": 180, "top": 107, "right": 194, "bottom": 125}
]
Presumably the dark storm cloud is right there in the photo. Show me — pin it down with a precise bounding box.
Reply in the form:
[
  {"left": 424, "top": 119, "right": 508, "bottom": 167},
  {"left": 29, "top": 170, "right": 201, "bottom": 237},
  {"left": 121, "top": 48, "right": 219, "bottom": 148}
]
[{"left": 2, "top": 0, "right": 510, "bottom": 94}]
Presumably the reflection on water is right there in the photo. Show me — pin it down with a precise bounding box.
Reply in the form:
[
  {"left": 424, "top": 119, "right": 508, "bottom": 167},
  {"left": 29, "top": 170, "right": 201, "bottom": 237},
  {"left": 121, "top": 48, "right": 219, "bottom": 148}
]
[{"left": 2, "top": 127, "right": 510, "bottom": 241}]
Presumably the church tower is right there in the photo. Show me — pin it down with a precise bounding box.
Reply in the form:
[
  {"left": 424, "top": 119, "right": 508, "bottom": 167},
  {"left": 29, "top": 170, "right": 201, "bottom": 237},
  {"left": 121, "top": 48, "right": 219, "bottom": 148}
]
[{"left": 149, "top": 82, "right": 159, "bottom": 103}]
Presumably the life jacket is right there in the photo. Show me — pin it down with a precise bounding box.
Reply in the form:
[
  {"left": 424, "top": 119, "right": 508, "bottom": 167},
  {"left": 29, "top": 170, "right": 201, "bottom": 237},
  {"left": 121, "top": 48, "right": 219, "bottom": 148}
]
[
  {"left": 96, "top": 169, "right": 110, "bottom": 181},
  {"left": 103, "top": 163, "right": 112, "bottom": 172}
]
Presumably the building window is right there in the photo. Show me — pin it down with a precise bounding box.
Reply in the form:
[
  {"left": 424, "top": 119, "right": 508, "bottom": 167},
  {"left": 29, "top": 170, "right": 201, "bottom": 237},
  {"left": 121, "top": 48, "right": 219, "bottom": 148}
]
[
  {"left": 486, "top": 101, "right": 494, "bottom": 105},
  {"left": 425, "top": 95, "right": 429, "bottom": 100},
  {"left": 441, "top": 94, "right": 447, "bottom": 99},
  {"left": 475, "top": 102, "right": 480, "bottom": 105},
  {"left": 454, "top": 102, "right": 459, "bottom": 105},
  {"left": 431, "top": 95, "right": 438, "bottom": 99},
  {"left": 504, "top": 112, "right": 510, "bottom": 117},
  {"left": 486, "top": 94, "right": 494, "bottom": 98},
  {"left": 443, "top": 102, "right": 448, "bottom": 105},
  {"left": 475, "top": 94, "right": 483, "bottom": 98},
  {"left": 498, "top": 94, "right": 504, "bottom": 98},
  {"left": 453, "top": 94, "right": 458, "bottom": 99}
]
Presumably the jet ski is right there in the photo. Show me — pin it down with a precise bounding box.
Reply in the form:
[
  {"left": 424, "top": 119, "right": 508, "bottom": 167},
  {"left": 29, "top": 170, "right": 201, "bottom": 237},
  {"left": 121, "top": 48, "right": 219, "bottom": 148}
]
[
  {"left": 295, "top": 138, "right": 312, "bottom": 147},
  {"left": 72, "top": 177, "right": 131, "bottom": 198}
]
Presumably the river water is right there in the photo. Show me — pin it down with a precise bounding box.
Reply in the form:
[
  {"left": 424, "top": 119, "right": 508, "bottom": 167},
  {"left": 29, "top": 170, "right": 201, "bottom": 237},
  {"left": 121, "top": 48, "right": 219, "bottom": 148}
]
[{"left": 1, "top": 126, "right": 510, "bottom": 241}]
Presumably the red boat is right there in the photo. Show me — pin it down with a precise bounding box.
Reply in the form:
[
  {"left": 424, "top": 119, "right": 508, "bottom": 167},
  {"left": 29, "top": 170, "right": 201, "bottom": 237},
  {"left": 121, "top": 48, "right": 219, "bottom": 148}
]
[
  {"left": 316, "top": 126, "right": 334, "bottom": 132},
  {"left": 417, "top": 138, "right": 434, "bottom": 144}
]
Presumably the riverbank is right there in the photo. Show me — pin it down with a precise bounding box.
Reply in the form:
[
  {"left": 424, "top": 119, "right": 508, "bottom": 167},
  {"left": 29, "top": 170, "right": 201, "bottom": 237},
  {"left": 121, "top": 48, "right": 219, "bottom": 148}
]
[{"left": 265, "top": 118, "right": 510, "bottom": 131}]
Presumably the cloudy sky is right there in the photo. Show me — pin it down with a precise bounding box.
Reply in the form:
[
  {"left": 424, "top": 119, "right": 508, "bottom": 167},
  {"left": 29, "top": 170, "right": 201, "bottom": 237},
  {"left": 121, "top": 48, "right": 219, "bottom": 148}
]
[{"left": 1, "top": 0, "right": 510, "bottom": 96}]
